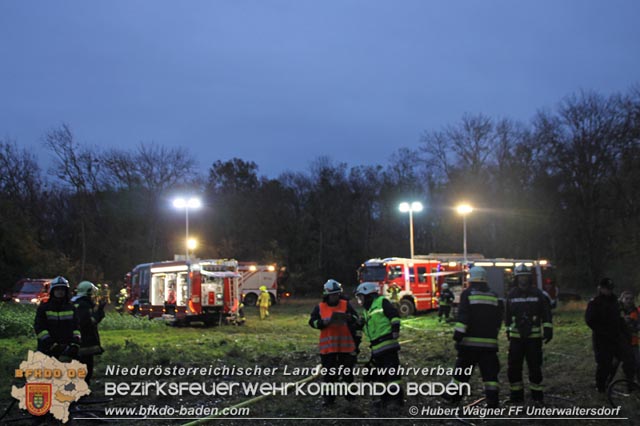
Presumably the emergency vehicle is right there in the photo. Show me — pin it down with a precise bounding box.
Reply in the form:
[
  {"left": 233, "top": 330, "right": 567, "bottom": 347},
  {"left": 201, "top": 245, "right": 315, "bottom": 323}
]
[
  {"left": 469, "top": 258, "right": 559, "bottom": 307},
  {"left": 357, "top": 257, "right": 446, "bottom": 317},
  {"left": 4, "top": 278, "right": 52, "bottom": 304},
  {"left": 237, "top": 262, "right": 278, "bottom": 306},
  {"left": 124, "top": 259, "right": 241, "bottom": 325}
]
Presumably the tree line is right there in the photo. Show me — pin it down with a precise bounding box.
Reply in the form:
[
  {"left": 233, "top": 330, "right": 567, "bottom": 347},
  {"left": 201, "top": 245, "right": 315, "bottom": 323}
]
[{"left": 1, "top": 87, "right": 639, "bottom": 296}]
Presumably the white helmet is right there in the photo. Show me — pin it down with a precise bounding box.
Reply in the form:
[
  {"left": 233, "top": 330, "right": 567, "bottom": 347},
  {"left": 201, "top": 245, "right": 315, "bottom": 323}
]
[
  {"left": 323, "top": 279, "right": 342, "bottom": 295},
  {"left": 442, "top": 283, "right": 449, "bottom": 290},
  {"left": 355, "top": 282, "right": 379, "bottom": 296},
  {"left": 469, "top": 266, "right": 487, "bottom": 282},
  {"left": 514, "top": 263, "right": 532, "bottom": 276},
  {"left": 76, "top": 281, "right": 98, "bottom": 297},
  {"left": 50, "top": 276, "right": 70, "bottom": 290}
]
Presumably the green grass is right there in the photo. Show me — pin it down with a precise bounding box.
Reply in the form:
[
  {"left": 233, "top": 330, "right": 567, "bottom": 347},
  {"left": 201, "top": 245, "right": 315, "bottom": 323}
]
[{"left": 1, "top": 299, "right": 636, "bottom": 425}]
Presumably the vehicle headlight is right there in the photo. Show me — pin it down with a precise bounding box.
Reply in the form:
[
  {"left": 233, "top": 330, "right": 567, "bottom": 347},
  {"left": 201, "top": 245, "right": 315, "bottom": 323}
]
[
  {"left": 30, "top": 298, "right": 38, "bottom": 304},
  {"left": 14, "top": 298, "right": 20, "bottom": 303},
  {"left": 217, "top": 293, "right": 223, "bottom": 300}
]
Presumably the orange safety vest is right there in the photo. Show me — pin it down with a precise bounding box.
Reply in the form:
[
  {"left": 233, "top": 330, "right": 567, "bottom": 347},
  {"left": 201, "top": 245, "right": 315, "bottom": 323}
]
[{"left": 318, "top": 300, "right": 356, "bottom": 355}]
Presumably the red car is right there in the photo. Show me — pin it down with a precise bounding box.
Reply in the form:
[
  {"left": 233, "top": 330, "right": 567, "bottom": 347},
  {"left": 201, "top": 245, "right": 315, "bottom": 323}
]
[{"left": 5, "top": 278, "right": 52, "bottom": 304}]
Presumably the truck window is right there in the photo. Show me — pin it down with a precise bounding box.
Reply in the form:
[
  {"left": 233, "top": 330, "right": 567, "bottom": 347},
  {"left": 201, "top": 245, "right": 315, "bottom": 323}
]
[
  {"left": 388, "top": 266, "right": 403, "bottom": 280},
  {"left": 416, "top": 266, "right": 427, "bottom": 283}
]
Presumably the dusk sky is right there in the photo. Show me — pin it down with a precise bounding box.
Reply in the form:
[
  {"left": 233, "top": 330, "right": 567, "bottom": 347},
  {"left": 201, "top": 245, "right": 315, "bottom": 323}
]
[{"left": 1, "top": 1, "right": 639, "bottom": 177}]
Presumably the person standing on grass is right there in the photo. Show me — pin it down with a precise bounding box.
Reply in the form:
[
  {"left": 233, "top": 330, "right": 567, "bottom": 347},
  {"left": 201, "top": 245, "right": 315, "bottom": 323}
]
[
  {"left": 585, "top": 278, "right": 635, "bottom": 392},
  {"left": 505, "top": 263, "right": 553, "bottom": 404},
  {"left": 438, "top": 283, "right": 455, "bottom": 322},
  {"left": 309, "top": 279, "right": 361, "bottom": 407},
  {"left": 34, "top": 276, "right": 81, "bottom": 362},
  {"left": 619, "top": 290, "right": 640, "bottom": 381},
  {"left": 258, "top": 285, "right": 271, "bottom": 320},
  {"left": 447, "top": 266, "right": 503, "bottom": 408},
  {"left": 72, "top": 281, "right": 106, "bottom": 385},
  {"left": 355, "top": 281, "right": 403, "bottom": 414}
]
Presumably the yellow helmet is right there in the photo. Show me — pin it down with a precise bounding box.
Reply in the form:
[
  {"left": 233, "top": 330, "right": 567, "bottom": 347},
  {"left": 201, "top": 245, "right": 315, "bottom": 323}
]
[{"left": 259, "top": 286, "right": 267, "bottom": 292}]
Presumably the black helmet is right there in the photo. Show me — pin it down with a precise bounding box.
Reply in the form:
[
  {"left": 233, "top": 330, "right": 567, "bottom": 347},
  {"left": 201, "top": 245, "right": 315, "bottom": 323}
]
[{"left": 599, "top": 278, "right": 614, "bottom": 290}]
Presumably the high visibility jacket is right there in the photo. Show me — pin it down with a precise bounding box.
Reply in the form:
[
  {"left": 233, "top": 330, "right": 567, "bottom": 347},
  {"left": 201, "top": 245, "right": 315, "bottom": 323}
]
[
  {"left": 34, "top": 298, "right": 81, "bottom": 355},
  {"left": 455, "top": 282, "right": 503, "bottom": 351},
  {"left": 258, "top": 291, "right": 271, "bottom": 308},
  {"left": 317, "top": 300, "right": 356, "bottom": 354},
  {"left": 505, "top": 286, "right": 552, "bottom": 339},
  {"left": 363, "top": 295, "right": 400, "bottom": 356}
]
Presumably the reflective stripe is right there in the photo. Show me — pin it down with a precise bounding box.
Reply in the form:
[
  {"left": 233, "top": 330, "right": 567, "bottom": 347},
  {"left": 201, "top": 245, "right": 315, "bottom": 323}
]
[
  {"left": 510, "top": 382, "right": 524, "bottom": 391},
  {"left": 454, "top": 322, "right": 467, "bottom": 333},
  {"left": 371, "top": 339, "right": 400, "bottom": 355},
  {"left": 543, "top": 323, "right": 553, "bottom": 328},
  {"left": 37, "top": 330, "right": 50, "bottom": 340},
  {"left": 461, "top": 337, "right": 498, "bottom": 348},
  {"left": 509, "top": 297, "right": 540, "bottom": 303},
  {"left": 469, "top": 298, "right": 499, "bottom": 306},
  {"left": 484, "top": 381, "right": 499, "bottom": 391},
  {"left": 530, "top": 383, "right": 544, "bottom": 391}
]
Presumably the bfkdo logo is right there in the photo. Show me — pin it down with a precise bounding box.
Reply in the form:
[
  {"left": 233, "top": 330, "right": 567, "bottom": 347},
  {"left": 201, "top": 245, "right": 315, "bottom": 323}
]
[
  {"left": 25, "top": 383, "right": 52, "bottom": 416},
  {"left": 11, "top": 351, "right": 91, "bottom": 423}
]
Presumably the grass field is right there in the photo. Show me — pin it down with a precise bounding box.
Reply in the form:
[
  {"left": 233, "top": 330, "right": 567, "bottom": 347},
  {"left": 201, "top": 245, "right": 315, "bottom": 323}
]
[{"left": 0, "top": 299, "right": 636, "bottom": 425}]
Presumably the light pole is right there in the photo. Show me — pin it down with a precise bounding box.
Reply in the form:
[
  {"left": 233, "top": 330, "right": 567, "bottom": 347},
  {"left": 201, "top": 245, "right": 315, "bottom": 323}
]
[
  {"left": 399, "top": 201, "right": 423, "bottom": 259},
  {"left": 456, "top": 204, "right": 474, "bottom": 268},
  {"left": 173, "top": 197, "right": 202, "bottom": 261}
]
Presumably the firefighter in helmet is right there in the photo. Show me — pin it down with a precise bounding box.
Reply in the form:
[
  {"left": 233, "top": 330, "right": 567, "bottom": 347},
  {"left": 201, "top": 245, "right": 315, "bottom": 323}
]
[
  {"left": 309, "top": 279, "right": 361, "bottom": 406},
  {"left": 72, "top": 281, "right": 106, "bottom": 384},
  {"left": 355, "top": 281, "right": 403, "bottom": 413},
  {"left": 34, "top": 276, "right": 81, "bottom": 362},
  {"left": 258, "top": 285, "right": 271, "bottom": 320},
  {"left": 387, "top": 283, "right": 401, "bottom": 310},
  {"left": 585, "top": 278, "right": 635, "bottom": 392},
  {"left": 448, "top": 266, "right": 503, "bottom": 408},
  {"left": 505, "top": 263, "right": 553, "bottom": 403},
  {"left": 438, "top": 283, "right": 455, "bottom": 322},
  {"left": 115, "top": 288, "right": 129, "bottom": 314}
]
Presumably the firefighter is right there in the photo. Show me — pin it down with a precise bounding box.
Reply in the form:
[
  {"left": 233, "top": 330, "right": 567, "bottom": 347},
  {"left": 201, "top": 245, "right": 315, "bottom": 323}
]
[
  {"left": 165, "top": 283, "right": 177, "bottom": 315},
  {"left": 115, "top": 288, "right": 128, "bottom": 314},
  {"left": 355, "top": 281, "right": 403, "bottom": 413},
  {"left": 448, "top": 266, "right": 503, "bottom": 408},
  {"left": 438, "top": 283, "right": 455, "bottom": 322},
  {"left": 586, "top": 278, "right": 635, "bottom": 392},
  {"left": 387, "top": 283, "right": 401, "bottom": 310},
  {"left": 72, "top": 281, "right": 106, "bottom": 384},
  {"left": 505, "top": 263, "right": 553, "bottom": 404},
  {"left": 34, "top": 276, "right": 81, "bottom": 362},
  {"left": 258, "top": 285, "right": 271, "bottom": 320},
  {"left": 619, "top": 290, "right": 640, "bottom": 381},
  {"left": 309, "top": 279, "right": 361, "bottom": 406},
  {"left": 97, "top": 283, "right": 111, "bottom": 305}
]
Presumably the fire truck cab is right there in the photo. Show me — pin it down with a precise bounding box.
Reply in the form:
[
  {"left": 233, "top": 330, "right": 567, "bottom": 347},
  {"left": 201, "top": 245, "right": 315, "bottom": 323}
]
[
  {"left": 125, "top": 259, "right": 241, "bottom": 325},
  {"left": 357, "top": 257, "right": 442, "bottom": 317}
]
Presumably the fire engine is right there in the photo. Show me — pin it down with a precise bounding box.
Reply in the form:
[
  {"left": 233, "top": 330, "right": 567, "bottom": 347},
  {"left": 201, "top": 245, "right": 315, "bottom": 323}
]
[
  {"left": 124, "top": 259, "right": 241, "bottom": 325},
  {"left": 419, "top": 253, "right": 560, "bottom": 308},
  {"left": 358, "top": 257, "right": 450, "bottom": 317},
  {"left": 237, "top": 262, "right": 278, "bottom": 307}
]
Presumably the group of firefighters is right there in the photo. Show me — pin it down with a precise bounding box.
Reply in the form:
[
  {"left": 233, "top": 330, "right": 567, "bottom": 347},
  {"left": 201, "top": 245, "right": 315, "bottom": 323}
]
[
  {"left": 34, "top": 276, "right": 106, "bottom": 385},
  {"left": 308, "top": 263, "right": 640, "bottom": 413},
  {"left": 31, "top": 264, "right": 639, "bottom": 415}
]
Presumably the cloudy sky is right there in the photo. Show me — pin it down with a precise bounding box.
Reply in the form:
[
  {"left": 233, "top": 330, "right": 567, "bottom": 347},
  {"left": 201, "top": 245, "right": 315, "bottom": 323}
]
[{"left": 1, "top": 1, "right": 638, "bottom": 177}]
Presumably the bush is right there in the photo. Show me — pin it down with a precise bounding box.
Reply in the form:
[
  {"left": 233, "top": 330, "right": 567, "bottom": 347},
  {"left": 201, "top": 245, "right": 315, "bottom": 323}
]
[{"left": 0, "top": 302, "right": 36, "bottom": 338}]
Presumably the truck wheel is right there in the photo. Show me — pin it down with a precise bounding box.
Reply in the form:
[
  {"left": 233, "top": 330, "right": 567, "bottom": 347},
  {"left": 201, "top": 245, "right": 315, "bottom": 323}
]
[
  {"left": 243, "top": 293, "right": 257, "bottom": 307},
  {"left": 398, "top": 299, "right": 415, "bottom": 317}
]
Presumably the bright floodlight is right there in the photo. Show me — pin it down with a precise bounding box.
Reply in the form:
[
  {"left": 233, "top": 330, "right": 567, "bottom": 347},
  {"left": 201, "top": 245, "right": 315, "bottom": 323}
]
[
  {"left": 457, "top": 204, "right": 473, "bottom": 215},
  {"left": 173, "top": 197, "right": 201, "bottom": 209},
  {"left": 187, "top": 238, "right": 198, "bottom": 250},
  {"left": 399, "top": 201, "right": 423, "bottom": 212}
]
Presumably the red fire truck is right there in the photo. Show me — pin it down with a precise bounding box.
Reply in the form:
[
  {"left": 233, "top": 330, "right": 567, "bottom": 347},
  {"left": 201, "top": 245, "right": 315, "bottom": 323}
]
[
  {"left": 358, "top": 257, "right": 449, "bottom": 317},
  {"left": 125, "top": 259, "right": 241, "bottom": 325}
]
